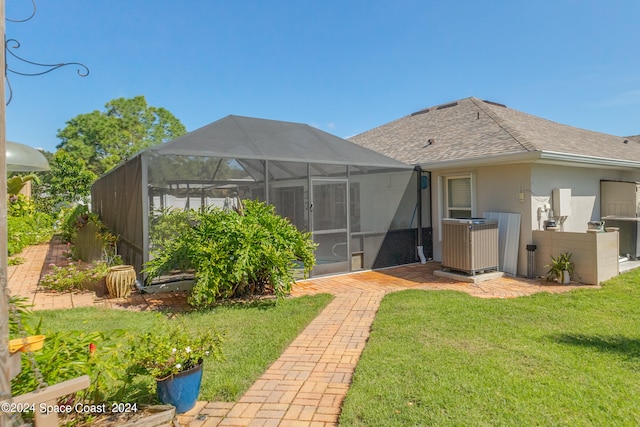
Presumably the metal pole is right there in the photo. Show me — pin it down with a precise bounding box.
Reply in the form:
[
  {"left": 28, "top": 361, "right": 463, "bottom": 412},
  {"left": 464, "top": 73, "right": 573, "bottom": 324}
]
[
  {"left": 415, "top": 165, "right": 423, "bottom": 247},
  {"left": 0, "top": 0, "right": 11, "bottom": 425},
  {"left": 526, "top": 244, "right": 537, "bottom": 279}
]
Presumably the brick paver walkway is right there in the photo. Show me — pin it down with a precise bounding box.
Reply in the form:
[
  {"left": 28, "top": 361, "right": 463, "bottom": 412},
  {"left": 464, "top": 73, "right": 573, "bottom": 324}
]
[
  {"left": 7, "top": 239, "right": 191, "bottom": 312},
  {"left": 8, "top": 239, "right": 604, "bottom": 426},
  {"left": 180, "top": 291, "right": 385, "bottom": 426}
]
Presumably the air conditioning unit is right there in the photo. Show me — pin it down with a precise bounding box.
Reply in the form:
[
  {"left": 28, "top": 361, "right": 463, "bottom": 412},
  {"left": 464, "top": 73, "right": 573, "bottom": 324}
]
[{"left": 442, "top": 218, "right": 499, "bottom": 275}]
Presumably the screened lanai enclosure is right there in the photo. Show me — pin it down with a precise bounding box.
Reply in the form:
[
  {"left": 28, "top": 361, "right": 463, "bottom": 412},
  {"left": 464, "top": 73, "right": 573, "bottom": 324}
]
[{"left": 92, "top": 115, "right": 426, "bottom": 286}]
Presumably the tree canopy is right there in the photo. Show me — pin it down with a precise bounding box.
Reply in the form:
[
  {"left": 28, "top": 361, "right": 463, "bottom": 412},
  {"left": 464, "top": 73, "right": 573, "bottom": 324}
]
[
  {"left": 48, "top": 150, "right": 98, "bottom": 206},
  {"left": 56, "top": 95, "right": 186, "bottom": 176}
]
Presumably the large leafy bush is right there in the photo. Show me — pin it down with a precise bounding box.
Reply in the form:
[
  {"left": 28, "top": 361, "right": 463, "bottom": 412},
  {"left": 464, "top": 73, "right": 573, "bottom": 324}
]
[
  {"left": 7, "top": 195, "right": 54, "bottom": 256},
  {"left": 59, "top": 204, "right": 90, "bottom": 244},
  {"left": 58, "top": 204, "right": 121, "bottom": 263},
  {"left": 145, "top": 200, "right": 316, "bottom": 307}
]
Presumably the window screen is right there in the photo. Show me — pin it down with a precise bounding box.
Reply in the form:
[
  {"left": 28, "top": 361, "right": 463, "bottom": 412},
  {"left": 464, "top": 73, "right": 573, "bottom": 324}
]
[{"left": 446, "top": 176, "right": 472, "bottom": 218}]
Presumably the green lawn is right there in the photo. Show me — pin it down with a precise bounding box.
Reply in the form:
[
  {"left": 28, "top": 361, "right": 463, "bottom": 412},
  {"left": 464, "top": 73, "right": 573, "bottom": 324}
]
[
  {"left": 32, "top": 294, "right": 332, "bottom": 402},
  {"left": 340, "top": 271, "right": 640, "bottom": 426}
]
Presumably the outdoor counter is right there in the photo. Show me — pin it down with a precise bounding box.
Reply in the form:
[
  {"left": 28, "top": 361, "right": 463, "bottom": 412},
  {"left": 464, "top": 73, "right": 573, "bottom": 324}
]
[{"left": 532, "top": 230, "right": 619, "bottom": 285}]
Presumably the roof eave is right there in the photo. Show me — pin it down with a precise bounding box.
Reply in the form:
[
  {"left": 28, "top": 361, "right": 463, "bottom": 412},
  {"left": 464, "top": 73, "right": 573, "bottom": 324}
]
[
  {"left": 418, "top": 151, "right": 541, "bottom": 171},
  {"left": 418, "top": 150, "right": 640, "bottom": 171},
  {"left": 146, "top": 148, "right": 411, "bottom": 170},
  {"left": 539, "top": 151, "right": 640, "bottom": 170}
]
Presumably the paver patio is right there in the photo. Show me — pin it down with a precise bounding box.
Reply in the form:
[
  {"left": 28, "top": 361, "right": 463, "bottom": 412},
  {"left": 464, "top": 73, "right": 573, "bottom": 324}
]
[{"left": 8, "top": 239, "right": 605, "bottom": 426}]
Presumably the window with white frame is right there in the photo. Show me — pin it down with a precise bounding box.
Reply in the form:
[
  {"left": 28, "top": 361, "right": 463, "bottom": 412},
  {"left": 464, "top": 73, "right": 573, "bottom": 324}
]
[{"left": 444, "top": 174, "right": 474, "bottom": 218}]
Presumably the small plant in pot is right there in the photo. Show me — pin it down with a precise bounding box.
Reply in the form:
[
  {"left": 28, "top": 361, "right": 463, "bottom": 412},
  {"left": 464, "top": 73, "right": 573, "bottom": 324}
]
[
  {"left": 546, "top": 252, "right": 575, "bottom": 284},
  {"left": 126, "top": 325, "right": 223, "bottom": 413}
]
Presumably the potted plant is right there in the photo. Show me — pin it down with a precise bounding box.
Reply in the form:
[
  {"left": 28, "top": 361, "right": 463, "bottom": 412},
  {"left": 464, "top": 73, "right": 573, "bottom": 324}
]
[
  {"left": 546, "top": 252, "right": 574, "bottom": 284},
  {"left": 127, "top": 325, "right": 223, "bottom": 413}
]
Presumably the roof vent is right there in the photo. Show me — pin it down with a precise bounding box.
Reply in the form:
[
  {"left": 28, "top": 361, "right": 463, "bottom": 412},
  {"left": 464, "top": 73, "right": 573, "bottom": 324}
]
[
  {"left": 411, "top": 101, "right": 460, "bottom": 116},
  {"left": 482, "top": 100, "right": 507, "bottom": 108},
  {"left": 436, "top": 102, "right": 458, "bottom": 110},
  {"left": 411, "top": 108, "right": 430, "bottom": 116},
  {"left": 423, "top": 139, "right": 435, "bottom": 148}
]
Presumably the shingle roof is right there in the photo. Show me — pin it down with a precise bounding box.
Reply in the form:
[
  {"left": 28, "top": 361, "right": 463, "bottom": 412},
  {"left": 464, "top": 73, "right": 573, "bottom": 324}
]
[{"left": 349, "top": 97, "right": 640, "bottom": 166}]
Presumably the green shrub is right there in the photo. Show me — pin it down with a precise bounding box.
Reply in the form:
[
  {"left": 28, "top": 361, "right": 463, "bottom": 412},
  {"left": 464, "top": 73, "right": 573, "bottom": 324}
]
[
  {"left": 145, "top": 200, "right": 316, "bottom": 307},
  {"left": 11, "top": 330, "right": 130, "bottom": 401},
  {"left": 148, "top": 207, "right": 196, "bottom": 251},
  {"left": 39, "top": 261, "right": 109, "bottom": 292},
  {"left": 6, "top": 194, "right": 54, "bottom": 256},
  {"left": 58, "top": 204, "right": 121, "bottom": 264},
  {"left": 125, "top": 323, "right": 223, "bottom": 379},
  {"left": 8, "top": 256, "right": 26, "bottom": 266},
  {"left": 7, "top": 211, "right": 55, "bottom": 256},
  {"left": 8, "top": 194, "right": 35, "bottom": 217},
  {"left": 59, "top": 204, "right": 90, "bottom": 243},
  {"left": 8, "top": 296, "right": 34, "bottom": 337},
  {"left": 147, "top": 207, "right": 196, "bottom": 273},
  {"left": 10, "top": 298, "right": 132, "bottom": 407}
]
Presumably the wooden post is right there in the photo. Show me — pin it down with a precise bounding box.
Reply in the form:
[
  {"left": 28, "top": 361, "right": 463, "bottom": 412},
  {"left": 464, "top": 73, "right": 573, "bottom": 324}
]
[{"left": 0, "top": 0, "right": 10, "bottom": 426}]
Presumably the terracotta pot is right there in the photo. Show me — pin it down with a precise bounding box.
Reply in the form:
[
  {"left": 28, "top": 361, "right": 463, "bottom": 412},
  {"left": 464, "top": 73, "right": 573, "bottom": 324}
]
[
  {"left": 86, "top": 277, "right": 107, "bottom": 297},
  {"left": 106, "top": 265, "right": 136, "bottom": 298}
]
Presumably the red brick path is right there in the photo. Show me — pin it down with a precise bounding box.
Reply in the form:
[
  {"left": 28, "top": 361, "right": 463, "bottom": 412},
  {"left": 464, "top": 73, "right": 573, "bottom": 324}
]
[{"left": 7, "top": 239, "right": 191, "bottom": 311}]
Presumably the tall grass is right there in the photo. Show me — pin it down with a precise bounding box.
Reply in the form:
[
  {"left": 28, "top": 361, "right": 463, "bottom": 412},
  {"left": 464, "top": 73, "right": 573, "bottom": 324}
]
[{"left": 340, "top": 271, "right": 640, "bottom": 426}]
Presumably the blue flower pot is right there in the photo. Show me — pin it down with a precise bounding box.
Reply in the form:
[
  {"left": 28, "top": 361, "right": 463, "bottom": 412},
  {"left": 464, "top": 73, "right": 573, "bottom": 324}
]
[{"left": 156, "top": 362, "right": 203, "bottom": 413}]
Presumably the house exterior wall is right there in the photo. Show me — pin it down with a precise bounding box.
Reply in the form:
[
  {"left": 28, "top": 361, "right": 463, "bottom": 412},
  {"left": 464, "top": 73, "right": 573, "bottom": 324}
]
[
  {"left": 430, "top": 163, "right": 532, "bottom": 275},
  {"left": 526, "top": 164, "right": 640, "bottom": 276},
  {"left": 430, "top": 162, "right": 640, "bottom": 277},
  {"left": 529, "top": 164, "right": 640, "bottom": 232}
]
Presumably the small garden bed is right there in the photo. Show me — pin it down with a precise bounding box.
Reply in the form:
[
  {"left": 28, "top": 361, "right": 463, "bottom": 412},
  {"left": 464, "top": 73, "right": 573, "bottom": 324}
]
[
  {"left": 39, "top": 260, "right": 110, "bottom": 293},
  {"left": 12, "top": 294, "right": 332, "bottom": 426}
]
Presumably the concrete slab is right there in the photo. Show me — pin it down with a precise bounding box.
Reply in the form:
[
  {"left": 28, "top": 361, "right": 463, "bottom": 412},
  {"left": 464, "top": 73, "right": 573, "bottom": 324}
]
[
  {"left": 433, "top": 269, "right": 505, "bottom": 283},
  {"left": 620, "top": 259, "right": 640, "bottom": 273}
]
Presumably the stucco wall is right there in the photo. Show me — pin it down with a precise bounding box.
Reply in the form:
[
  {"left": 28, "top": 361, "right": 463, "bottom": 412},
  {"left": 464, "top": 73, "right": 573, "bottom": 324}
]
[
  {"left": 530, "top": 164, "right": 640, "bottom": 232},
  {"left": 431, "top": 163, "right": 532, "bottom": 274},
  {"left": 430, "top": 162, "right": 640, "bottom": 277},
  {"left": 533, "top": 230, "right": 619, "bottom": 284}
]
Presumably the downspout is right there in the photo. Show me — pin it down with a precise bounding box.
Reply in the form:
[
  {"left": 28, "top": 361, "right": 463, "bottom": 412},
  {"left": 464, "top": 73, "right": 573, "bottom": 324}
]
[
  {"left": 428, "top": 170, "right": 433, "bottom": 252},
  {"left": 415, "top": 165, "right": 427, "bottom": 264}
]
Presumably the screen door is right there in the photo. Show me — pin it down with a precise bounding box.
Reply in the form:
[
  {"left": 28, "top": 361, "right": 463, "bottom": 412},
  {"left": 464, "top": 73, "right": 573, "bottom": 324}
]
[{"left": 311, "top": 179, "right": 349, "bottom": 275}]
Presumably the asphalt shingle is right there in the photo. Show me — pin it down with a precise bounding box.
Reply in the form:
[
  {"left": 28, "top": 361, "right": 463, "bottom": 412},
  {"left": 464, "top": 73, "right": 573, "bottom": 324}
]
[{"left": 349, "top": 97, "right": 640, "bottom": 165}]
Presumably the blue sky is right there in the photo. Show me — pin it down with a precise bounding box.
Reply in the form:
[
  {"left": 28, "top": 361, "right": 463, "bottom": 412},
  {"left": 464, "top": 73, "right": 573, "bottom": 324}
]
[{"left": 5, "top": 0, "right": 640, "bottom": 153}]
